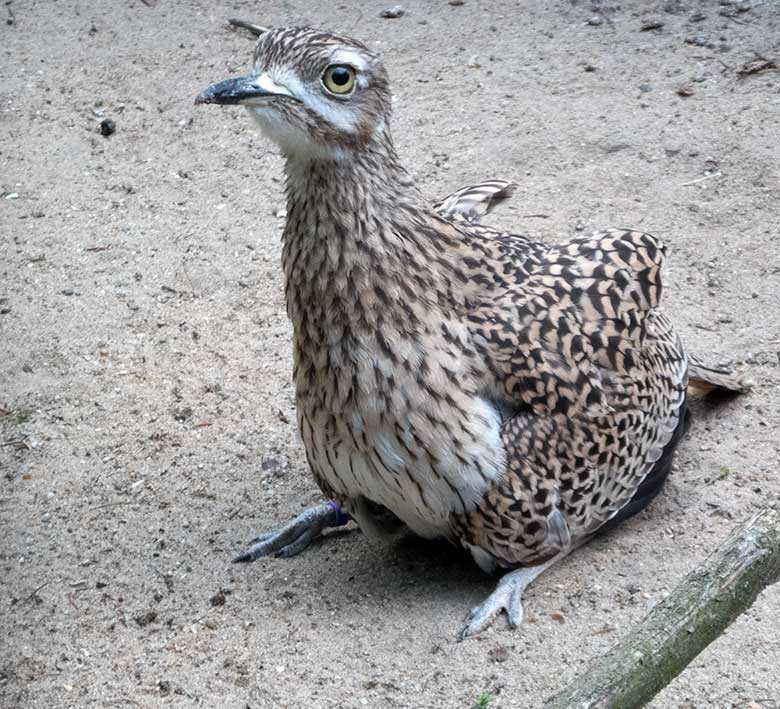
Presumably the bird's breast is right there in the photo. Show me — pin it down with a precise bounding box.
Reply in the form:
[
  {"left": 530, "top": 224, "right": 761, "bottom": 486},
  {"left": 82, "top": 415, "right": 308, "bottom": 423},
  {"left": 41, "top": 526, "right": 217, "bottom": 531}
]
[
  {"left": 298, "top": 396, "right": 506, "bottom": 539},
  {"left": 294, "top": 348, "right": 507, "bottom": 538}
]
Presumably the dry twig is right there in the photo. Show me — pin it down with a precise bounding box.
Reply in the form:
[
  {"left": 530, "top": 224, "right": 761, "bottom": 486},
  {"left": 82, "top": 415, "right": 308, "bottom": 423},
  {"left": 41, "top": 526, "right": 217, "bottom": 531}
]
[{"left": 228, "top": 18, "right": 270, "bottom": 36}]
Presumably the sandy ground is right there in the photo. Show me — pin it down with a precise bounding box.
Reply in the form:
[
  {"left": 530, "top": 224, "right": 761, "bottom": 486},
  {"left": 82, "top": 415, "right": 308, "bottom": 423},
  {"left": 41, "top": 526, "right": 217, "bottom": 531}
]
[{"left": 2, "top": 1, "right": 780, "bottom": 707}]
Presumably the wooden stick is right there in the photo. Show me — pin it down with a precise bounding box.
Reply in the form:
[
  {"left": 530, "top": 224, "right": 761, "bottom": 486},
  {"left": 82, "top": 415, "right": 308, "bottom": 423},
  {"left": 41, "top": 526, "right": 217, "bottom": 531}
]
[
  {"left": 228, "top": 18, "right": 270, "bottom": 36},
  {"left": 544, "top": 507, "right": 780, "bottom": 709},
  {"left": 679, "top": 172, "right": 721, "bottom": 186}
]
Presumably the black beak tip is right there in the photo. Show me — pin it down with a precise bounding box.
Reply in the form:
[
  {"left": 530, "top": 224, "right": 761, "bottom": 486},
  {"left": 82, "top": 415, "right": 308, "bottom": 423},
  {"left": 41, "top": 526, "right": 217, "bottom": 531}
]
[
  {"left": 194, "top": 89, "right": 215, "bottom": 106},
  {"left": 193, "top": 75, "right": 281, "bottom": 107},
  {"left": 194, "top": 77, "right": 252, "bottom": 107}
]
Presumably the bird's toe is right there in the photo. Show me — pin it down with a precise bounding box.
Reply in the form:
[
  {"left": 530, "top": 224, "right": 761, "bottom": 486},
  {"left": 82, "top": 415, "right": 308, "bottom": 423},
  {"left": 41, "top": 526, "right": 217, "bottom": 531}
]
[
  {"left": 232, "top": 501, "right": 347, "bottom": 563},
  {"left": 274, "top": 532, "right": 316, "bottom": 558}
]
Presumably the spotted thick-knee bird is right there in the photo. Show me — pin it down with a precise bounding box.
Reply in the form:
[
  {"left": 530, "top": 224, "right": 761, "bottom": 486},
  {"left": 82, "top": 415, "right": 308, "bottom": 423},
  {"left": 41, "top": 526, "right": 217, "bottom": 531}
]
[{"left": 196, "top": 23, "right": 748, "bottom": 637}]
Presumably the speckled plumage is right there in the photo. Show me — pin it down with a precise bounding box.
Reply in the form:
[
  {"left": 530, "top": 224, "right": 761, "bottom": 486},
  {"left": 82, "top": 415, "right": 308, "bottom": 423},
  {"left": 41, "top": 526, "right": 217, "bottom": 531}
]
[{"left": 197, "top": 26, "right": 747, "bottom": 635}]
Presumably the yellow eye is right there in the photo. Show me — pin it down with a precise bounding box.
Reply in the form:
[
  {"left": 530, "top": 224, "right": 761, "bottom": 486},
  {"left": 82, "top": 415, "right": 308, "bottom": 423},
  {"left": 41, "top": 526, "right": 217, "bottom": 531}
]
[{"left": 322, "top": 65, "right": 356, "bottom": 96}]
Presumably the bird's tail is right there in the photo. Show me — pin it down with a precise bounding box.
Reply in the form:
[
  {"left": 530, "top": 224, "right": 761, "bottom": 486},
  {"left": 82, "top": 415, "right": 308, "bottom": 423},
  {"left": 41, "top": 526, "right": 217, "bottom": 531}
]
[
  {"left": 687, "top": 355, "right": 750, "bottom": 397},
  {"left": 434, "top": 179, "right": 517, "bottom": 223}
]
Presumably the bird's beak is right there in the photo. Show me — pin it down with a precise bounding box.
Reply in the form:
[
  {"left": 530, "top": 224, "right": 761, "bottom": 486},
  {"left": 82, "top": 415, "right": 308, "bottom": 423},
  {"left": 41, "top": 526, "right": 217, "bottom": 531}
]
[{"left": 195, "top": 72, "right": 295, "bottom": 106}]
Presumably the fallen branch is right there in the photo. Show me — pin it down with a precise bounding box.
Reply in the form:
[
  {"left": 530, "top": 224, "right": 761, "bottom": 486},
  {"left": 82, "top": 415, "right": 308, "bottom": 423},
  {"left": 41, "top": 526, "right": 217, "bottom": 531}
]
[{"left": 544, "top": 507, "right": 780, "bottom": 709}]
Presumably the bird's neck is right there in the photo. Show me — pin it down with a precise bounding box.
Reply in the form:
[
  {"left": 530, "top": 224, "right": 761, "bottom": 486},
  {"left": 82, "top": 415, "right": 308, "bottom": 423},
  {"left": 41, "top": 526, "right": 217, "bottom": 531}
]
[
  {"left": 283, "top": 127, "right": 422, "bottom": 219},
  {"left": 283, "top": 136, "right": 470, "bottom": 304},
  {"left": 281, "top": 134, "right": 473, "bottom": 328}
]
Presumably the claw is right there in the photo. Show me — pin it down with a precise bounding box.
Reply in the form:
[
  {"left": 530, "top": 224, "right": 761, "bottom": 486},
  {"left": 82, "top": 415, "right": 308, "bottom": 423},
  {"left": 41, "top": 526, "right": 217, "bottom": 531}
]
[
  {"left": 232, "top": 501, "right": 349, "bottom": 563},
  {"left": 459, "top": 560, "right": 555, "bottom": 640},
  {"left": 247, "top": 531, "right": 276, "bottom": 545},
  {"left": 460, "top": 578, "right": 523, "bottom": 640},
  {"left": 274, "top": 532, "right": 315, "bottom": 558}
]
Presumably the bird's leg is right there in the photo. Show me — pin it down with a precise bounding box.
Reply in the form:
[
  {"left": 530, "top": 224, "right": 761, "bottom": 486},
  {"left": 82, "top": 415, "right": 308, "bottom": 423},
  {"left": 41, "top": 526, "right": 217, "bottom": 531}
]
[
  {"left": 232, "top": 501, "right": 350, "bottom": 563},
  {"left": 460, "top": 552, "right": 567, "bottom": 640}
]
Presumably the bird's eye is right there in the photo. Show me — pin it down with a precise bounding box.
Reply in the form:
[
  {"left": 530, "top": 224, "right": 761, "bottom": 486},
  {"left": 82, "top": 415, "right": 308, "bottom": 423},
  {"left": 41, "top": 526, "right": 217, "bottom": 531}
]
[{"left": 322, "top": 65, "right": 356, "bottom": 96}]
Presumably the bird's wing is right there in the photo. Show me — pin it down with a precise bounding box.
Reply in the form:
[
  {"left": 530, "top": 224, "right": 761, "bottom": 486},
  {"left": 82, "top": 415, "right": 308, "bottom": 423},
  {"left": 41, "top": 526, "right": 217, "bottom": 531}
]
[
  {"left": 455, "top": 228, "right": 688, "bottom": 565},
  {"left": 486, "top": 229, "right": 676, "bottom": 416},
  {"left": 434, "top": 180, "right": 517, "bottom": 224}
]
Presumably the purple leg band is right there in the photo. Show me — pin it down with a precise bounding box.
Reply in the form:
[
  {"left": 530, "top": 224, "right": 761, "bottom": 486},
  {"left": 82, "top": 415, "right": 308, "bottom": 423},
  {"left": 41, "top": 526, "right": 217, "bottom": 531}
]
[{"left": 327, "top": 500, "right": 351, "bottom": 527}]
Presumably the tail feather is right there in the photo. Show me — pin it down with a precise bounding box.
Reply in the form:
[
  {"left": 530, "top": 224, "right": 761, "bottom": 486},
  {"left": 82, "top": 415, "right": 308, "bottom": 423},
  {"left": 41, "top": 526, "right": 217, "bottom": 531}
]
[
  {"left": 687, "top": 355, "right": 750, "bottom": 396},
  {"left": 434, "top": 179, "right": 517, "bottom": 224}
]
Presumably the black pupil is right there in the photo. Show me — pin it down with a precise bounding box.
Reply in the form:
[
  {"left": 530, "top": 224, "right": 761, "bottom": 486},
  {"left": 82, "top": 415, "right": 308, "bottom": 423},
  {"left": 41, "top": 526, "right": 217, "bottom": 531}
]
[{"left": 331, "top": 68, "right": 350, "bottom": 86}]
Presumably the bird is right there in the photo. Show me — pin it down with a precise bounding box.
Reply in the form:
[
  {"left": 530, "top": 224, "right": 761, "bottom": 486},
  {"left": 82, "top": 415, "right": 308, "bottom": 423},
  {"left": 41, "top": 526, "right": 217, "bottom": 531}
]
[{"left": 195, "top": 24, "right": 747, "bottom": 638}]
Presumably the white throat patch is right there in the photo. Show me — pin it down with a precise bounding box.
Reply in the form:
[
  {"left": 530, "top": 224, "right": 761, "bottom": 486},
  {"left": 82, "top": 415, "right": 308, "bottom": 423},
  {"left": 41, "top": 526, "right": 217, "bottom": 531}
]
[{"left": 254, "top": 72, "right": 294, "bottom": 98}]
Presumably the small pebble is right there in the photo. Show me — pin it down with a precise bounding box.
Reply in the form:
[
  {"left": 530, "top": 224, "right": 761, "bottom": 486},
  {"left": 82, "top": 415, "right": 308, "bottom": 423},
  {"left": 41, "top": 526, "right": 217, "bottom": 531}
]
[
  {"left": 603, "top": 142, "right": 631, "bottom": 154},
  {"left": 685, "top": 33, "right": 709, "bottom": 47},
  {"left": 173, "top": 406, "right": 193, "bottom": 422},
  {"left": 100, "top": 118, "right": 116, "bottom": 137},
  {"left": 134, "top": 610, "right": 158, "bottom": 627},
  {"left": 719, "top": 0, "right": 752, "bottom": 18},
  {"left": 62, "top": 288, "right": 75, "bottom": 296},
  {"left": 380, "top": 6, "right": 404, "bottom": 18},
  {"left": 550, "top": 611, "right": 566, "bottom": 623},
  {"left": 449, "top": 0, "right": 465, "bottom": 5},
  {"left": 676, "top": 86, "right": 695, "bottom": 97},
  {"left": 587, "top": 15, "right": 603, "bottom": 26},
  {"left": 488, "top": 646, "right": 510, "bottom": 662},
  {"left": 640, "top": 19, "right": 664, "bottom": 31}
]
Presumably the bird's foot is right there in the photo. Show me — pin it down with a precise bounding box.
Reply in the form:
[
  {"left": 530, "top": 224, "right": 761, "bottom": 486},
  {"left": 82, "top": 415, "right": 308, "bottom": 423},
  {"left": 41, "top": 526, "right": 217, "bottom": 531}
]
[
  {"left": 460, "top": 564, "right": 550, "bottom": 640},
  {"left": 232, "top": 501, "right": 350, "bottom": 563}
]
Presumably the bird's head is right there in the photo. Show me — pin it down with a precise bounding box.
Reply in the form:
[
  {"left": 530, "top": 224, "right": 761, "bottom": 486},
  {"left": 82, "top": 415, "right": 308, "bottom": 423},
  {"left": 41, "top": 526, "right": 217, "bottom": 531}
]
[{"left": 196, "top": 26, "right": 392, "bottom": 162}]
